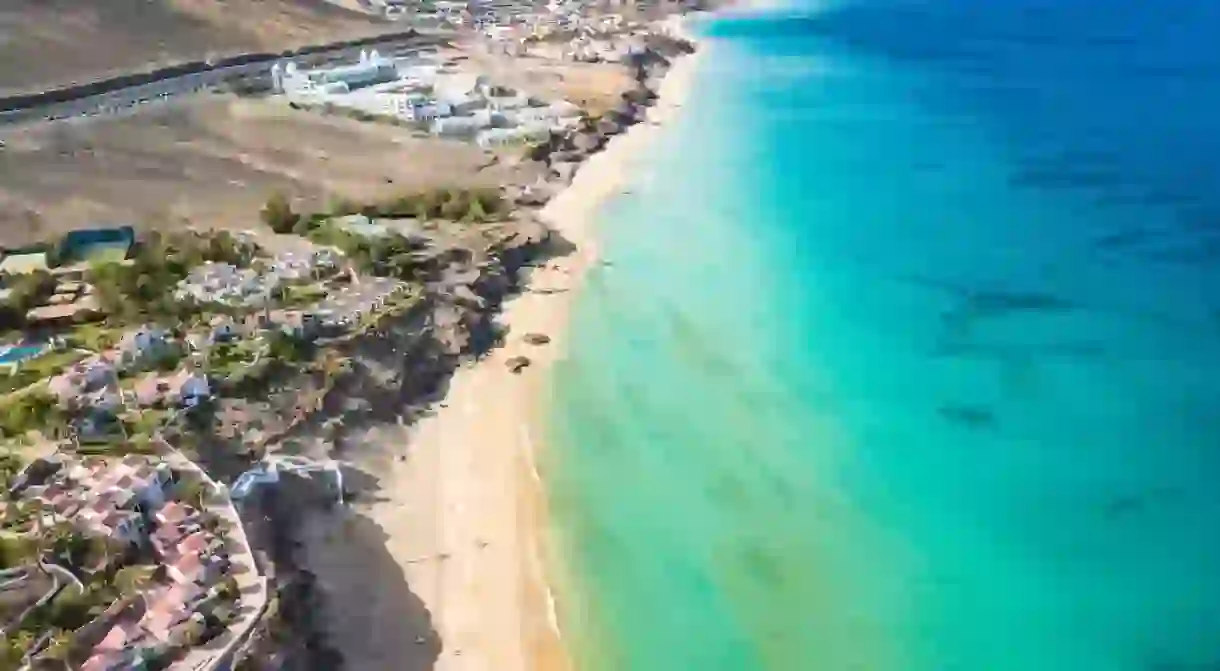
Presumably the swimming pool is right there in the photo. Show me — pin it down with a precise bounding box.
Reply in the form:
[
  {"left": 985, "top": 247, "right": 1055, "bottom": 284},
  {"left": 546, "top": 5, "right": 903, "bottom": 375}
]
[{"left": 0, "top": 345, "right": 47, "bottom": 365}]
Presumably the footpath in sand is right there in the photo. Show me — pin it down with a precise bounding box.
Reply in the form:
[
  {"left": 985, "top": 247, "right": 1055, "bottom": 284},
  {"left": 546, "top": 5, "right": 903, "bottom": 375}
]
[{"left": 302, "top": 47, "right": 703, "bottom": 671}]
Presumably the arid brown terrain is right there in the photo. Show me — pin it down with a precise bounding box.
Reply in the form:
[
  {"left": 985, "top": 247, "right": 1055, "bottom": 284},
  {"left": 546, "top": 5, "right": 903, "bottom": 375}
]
[
  {"left": 0, "top": 0, "right": 392, "bottom": 96},
  {"left": 0, "top": 97, "right": 546, "bottom": 245}
]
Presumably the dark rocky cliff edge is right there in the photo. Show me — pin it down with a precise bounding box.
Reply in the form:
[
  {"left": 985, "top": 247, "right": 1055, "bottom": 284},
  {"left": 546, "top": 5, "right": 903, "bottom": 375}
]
[
  {"left": 227, "top": 35, "right": 695, "bottom": 671},
  {"left": 226, "top": 214, "right": 559, "bottom": 671}
]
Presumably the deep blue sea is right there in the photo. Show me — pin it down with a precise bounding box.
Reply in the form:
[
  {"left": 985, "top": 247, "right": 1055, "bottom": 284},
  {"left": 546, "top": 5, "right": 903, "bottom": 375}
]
[{"left": 546, "top": 1, "right": 1220, "bottom": 669}]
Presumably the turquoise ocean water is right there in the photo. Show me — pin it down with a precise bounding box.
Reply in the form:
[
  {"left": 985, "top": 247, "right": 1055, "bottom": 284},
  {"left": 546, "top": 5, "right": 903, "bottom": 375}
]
[{"left": 546, "top": 1, "right": 1220, "bottom": 669}]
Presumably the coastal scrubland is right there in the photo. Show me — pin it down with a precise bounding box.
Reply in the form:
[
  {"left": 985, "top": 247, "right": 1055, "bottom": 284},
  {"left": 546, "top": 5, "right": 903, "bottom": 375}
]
[{"left": 0, "top": 0, "right": 391, "bottom": 96}]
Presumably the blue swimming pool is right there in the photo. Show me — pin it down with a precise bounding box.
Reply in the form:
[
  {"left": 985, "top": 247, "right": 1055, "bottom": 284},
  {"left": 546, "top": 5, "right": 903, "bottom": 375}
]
[{"left": 0, "top": 345, "right": 46, "bottom": 365}]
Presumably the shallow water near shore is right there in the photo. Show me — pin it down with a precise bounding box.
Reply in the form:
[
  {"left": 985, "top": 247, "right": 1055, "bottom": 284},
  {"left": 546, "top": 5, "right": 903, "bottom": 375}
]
[{"left": 547, "top": 2, "right": 1220, "bottom": 669}]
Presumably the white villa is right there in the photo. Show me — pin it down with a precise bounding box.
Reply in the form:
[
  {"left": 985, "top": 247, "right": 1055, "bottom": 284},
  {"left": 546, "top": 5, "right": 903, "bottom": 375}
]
[
  {"left": 273, "top": 50, "right": 398, "bottom": 95},
  {"left": 119, "top": 326, "right": 175, "bottom": 369}
]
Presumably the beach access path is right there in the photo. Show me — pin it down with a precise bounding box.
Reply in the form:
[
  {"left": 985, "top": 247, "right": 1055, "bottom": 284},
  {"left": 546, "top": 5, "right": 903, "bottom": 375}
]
[{"left": 307, "top": 42, "right": 704, "bottom": 671}]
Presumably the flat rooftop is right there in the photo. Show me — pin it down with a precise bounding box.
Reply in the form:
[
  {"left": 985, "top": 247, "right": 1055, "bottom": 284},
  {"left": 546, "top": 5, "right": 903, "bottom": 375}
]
[{"left": 0, "top": 251, "right": 49, "bottom": 275}]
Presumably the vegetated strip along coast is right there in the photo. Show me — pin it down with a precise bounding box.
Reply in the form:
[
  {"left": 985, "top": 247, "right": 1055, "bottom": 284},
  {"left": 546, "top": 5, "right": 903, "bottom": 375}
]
[{"left": 0, "top": 16, "right": 701, "bottom": 671}]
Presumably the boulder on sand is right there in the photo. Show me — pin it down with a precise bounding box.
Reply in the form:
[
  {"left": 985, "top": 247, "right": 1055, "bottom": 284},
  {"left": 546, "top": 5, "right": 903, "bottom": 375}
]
[
  {"left": 523, "top": 333, "right": 551, "bottom": 345},
  {"left": 506, "top": 355, "right": 531, "bottom": 373}
]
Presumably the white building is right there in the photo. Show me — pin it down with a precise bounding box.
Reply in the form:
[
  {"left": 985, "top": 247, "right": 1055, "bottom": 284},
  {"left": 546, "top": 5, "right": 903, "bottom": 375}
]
[
  {"left": 433, "top": 115, "right": 488, "bottom": 136},
  {"left": 280, "top": 53, "right": 399, "bottom": 95},
  {"left": 398, "top": 99, "right": 452, "bottom": 121},
  {"left": 486, "top": 94, "right": 529, "bottom": 111}
]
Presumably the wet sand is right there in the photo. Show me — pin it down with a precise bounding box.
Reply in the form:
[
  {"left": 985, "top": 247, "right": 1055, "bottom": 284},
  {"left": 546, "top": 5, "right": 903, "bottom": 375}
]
[{"left": 308, "top": 44, "right": 703, "bottom": 671}]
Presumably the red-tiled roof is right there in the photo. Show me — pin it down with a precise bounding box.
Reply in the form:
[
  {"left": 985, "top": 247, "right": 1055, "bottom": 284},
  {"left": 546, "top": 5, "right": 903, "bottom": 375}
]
[
  {"left": 156, "top": 501, "right": 189, "bottom": 525},
  {"left": 175, "top": 531, "right": 211, "bottom": 556},
  {"left": 170, "top": 553, "right": 203, "bottom": 582}
]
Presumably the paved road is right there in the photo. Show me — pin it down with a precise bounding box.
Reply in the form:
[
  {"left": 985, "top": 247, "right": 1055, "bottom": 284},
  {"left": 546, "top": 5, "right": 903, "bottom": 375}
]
[{"left": 0, "top": 32, "right": 451, "bottom": 129}]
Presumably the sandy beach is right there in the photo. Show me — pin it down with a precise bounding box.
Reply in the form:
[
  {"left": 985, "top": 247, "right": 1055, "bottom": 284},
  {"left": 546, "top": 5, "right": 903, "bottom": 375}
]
[{"left": 301, "top": 38, "right": 704, "bottom": 671}]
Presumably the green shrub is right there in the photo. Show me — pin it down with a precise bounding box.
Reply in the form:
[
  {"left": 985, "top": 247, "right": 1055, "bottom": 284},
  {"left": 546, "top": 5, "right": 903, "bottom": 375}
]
[{"left": 260, "top": 193, "right": 300, "bottom": 234}]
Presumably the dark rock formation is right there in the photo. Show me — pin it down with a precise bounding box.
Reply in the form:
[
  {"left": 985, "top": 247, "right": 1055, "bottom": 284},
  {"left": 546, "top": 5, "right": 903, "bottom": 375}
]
[
  {"left": 596, "top": 117, "right": 623, "bottom": 136},
  {"left": 522, "top": 333, "right": 551, "bottom": 345},
  {"left": 506, "top": 355, "right": 531, "bottom": 373}
]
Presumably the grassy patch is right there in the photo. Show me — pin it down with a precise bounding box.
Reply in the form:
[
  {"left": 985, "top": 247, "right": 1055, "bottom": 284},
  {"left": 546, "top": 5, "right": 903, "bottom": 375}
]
[
  {"left": 0, "top": 350, "right": 87, "bottom": 395},
  {"left": 282, "top": 283, "right": 329, "bottom": 308},
  {"left": 126, "top": 408, "right": 171, "bottom": 439},
  {"left": 206, "top": 338, "right": 266, "bottom": 381},
  {"left": 66, "top": 323, "right": 123, "bottom": 351},
  {"left": 82, "top": 246, "right": 131, "bottom": 265}
]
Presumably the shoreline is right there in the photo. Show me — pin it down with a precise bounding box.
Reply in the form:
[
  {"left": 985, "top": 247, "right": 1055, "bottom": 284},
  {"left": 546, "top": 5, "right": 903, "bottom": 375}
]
[
  {"left": 313, "top": 31, "right": 704, "bottom": 670},
  {"left": 525, "top": 30, "right": 703, "bottom": 664}
]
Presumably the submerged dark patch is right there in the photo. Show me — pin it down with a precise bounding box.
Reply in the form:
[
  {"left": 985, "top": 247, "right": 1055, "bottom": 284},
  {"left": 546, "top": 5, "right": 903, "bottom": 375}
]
[{"left": 938, "top": 404, "right": 998, "bottom": 430}]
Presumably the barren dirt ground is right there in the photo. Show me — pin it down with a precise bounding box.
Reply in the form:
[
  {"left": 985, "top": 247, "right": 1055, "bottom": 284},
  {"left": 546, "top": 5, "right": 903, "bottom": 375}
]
[
  {"left": 459, "top": 47, "right": 637, "bottom": 114},
  {"left": 0, "top": 96, "right": 544, "bottom": 245},
  {"left": 0, "top": 0, "right": 393, "bottom": 96}
]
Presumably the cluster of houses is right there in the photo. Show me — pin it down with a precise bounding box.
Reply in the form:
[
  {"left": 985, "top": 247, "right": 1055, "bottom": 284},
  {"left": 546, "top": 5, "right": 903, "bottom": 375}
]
[
  {"left": 83, "top": 498, "right": 235, "bottom": 670},
  {"left": 479, "top": 9, "right": 651, "bottom": 63},
  {"left": 48, "top": 326, "right": 208, "bottom": 422},
  {"left": 312, "top": 276, "right": 408, "bottom": 332},
  {"left": 14, "top": 455, "right": 175, "bottom": 544},
  {"left": 273, "top": 50, "right": 584, "bottom": 148},
  {"left": 8, "top": 454, "right": 240, "bottom": 669},
  {"left": 173, "top": 247, "right": 341, "bottom": 308}
]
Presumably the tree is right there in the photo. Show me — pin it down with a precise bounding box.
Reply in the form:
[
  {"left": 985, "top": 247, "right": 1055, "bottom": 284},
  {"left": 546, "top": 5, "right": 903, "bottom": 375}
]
[
  {"left": 177, "top": 478, "right": 210, "bottom": 510},
  {"left": 217, "top": 574, "right": 241, "bottom": 601},
  {"left": 0, "top": 534, "right": 36, "bottom": 569},
  {"left": 115, "top": 565, "right": 156, "bottom": 596},
  {"left": 329, "top": 196, "right": 361, "bottom": 217},
  {"left": 463, "top": 196, "right": 488, "bottom": 222},
  {"left": 41, "top": 629, "right": 73, "bottom": 665},
  {"left": 48, "top": 522, "right": 90, "bottom": 565},
  {"left": 291, "top": 216, "right": 315, "bottom": 236},
  {"left": 0, "top": 631, "right": 34, "bottom": 668},
  {"left": 7, "top": 269, "right": 57, "bottom": 314},
  {"left": 267, "top": 330, "right": 312, "bottom": 362},
  {"left": 0, "top": 390, "right": 61, "bottom": 438},
  {"left": 440, "top": 191, "right": 470, "bottom": 220},
  {"left": 0, "top": 450, "right": 23, "bottom": 485},
  {"left": 153, "top": 347, "right": 184, "bottom": 373},
  {"left": 45, "top": 584, "right": 94, "bottom": 631},
  {"left": 260, "top": 193, "right": 300, "bottom": 234}
]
